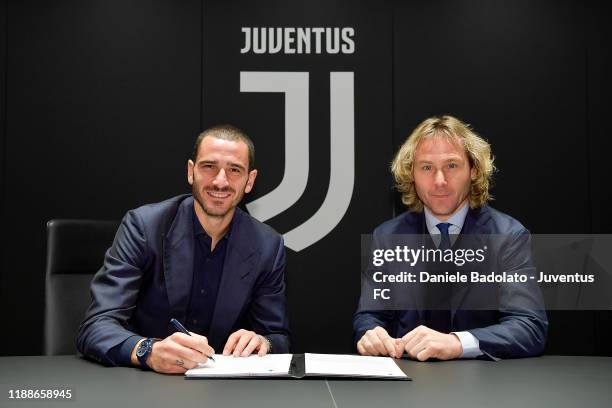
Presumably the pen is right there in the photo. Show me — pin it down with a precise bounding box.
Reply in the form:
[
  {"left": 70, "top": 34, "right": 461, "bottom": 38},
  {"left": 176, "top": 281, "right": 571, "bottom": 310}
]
[{"left": 170, "top": 318, "right": 216, "bottom": 362}]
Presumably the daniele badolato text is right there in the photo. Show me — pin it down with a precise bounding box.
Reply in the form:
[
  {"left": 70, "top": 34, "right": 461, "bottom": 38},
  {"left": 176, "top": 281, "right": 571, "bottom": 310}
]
[{"left": 369, "top": 245, "right": 595, "bottom": 300}]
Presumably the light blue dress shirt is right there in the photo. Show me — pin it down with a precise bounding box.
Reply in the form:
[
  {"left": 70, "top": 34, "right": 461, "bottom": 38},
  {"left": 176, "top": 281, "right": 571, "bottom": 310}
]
[{"left": 423, "top": 203, "right": 483, "bottom": 358}]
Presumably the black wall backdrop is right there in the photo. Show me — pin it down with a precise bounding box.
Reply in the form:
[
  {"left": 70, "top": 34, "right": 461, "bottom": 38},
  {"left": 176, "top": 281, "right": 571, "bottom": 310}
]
[{"left": 0, "top": 0, "right": 610, "bottom": 356}]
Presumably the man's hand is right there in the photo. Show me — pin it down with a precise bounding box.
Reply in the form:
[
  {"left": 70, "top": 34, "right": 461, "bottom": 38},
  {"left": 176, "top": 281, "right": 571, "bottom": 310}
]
[
  {"left": 131, "top": 332, "right": 214, "bottom": 374},
  {"left": 223, "top": 329, "right": 270, "bottom": 357},
  {"left": 356, "top": 326, "right": 399, "bottom": 358},
  {"left": 399, "top": 325, "right": 463, "bottom": 361}
]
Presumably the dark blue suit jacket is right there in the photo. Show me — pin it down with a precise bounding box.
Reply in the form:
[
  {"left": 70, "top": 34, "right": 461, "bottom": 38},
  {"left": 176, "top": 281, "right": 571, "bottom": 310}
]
[
  {"left": 77, "top": 195, "right": 290, "bottom": 365},
  {"left": 353, "top": 205, "right": 548, "bottom": 359}
]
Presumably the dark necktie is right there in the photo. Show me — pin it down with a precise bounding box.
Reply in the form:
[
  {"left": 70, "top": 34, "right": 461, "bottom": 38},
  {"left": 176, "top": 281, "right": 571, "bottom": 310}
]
[
  {"left": 426, "top": 222, "right": 453, "bottom": 332},
  {"left": 437, "top": 222, "right": 452, "bottom": 250}
]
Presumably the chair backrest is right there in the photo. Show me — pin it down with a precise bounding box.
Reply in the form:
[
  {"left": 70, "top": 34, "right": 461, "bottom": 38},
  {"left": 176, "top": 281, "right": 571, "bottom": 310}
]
[{"left": 44, "top": 219, "right": 119, "bottom": 355}]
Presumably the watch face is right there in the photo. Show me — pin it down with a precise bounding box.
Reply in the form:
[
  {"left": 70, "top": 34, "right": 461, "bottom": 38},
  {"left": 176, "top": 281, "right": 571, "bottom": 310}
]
[{"left": 136, "top": 340, "right": 150, "bottom": 357}]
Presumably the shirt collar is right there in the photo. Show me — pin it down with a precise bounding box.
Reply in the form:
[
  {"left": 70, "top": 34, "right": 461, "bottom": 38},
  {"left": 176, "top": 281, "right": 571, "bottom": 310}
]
[
  {"left": 191, "top": 201, "right": 234, "bottom": 242},
  {"left": 424, "top": 202, "right": 469, "bottom": 235}
]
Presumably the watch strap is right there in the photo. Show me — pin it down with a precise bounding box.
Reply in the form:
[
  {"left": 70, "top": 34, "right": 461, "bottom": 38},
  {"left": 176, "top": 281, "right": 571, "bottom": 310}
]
[{"left": 136, "top": 338, "right": 157, "bottom": 370}]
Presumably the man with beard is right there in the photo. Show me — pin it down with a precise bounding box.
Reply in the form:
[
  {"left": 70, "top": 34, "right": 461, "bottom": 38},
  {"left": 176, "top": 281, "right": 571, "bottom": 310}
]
[{"left": 77, "top": 125, "right": 289, "bottom": 373}]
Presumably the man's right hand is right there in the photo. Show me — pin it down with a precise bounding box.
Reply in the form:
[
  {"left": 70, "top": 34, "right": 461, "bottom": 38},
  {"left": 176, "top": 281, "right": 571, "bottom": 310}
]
[
  {"left": 131, "top": 332, "right": 214, "bottom": 374},
  {"left": 356, "top": 326, "right": 399, "bottom": 358}
]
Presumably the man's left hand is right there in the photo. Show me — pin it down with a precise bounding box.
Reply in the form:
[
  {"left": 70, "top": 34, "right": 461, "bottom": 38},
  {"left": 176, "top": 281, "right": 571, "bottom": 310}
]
[
  {"left": 222, "top": 329, "right": 270, "bottom": 357},
  {"left": 398, "top": 325, "right": 463, "bottom": 361}
]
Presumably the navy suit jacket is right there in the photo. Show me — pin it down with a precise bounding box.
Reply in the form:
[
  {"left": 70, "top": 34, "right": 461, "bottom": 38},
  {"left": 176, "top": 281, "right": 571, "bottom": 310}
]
[
  {"left": 353, "top": 205, "right": 548, "bottom": 359},
  {"left": 77, "top": 194, "right": 290, "bottom": 365}
]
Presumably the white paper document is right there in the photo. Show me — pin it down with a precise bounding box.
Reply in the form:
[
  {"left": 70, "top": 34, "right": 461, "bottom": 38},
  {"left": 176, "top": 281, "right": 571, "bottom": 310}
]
[
  {"left": 185, "top": 354, "right": 293, "bottom": 378},
  {"left": 305, "top": 353, "right": 408, "bottom": 379},
  {"left": 185, "top": 353, "right": 409, "bottom": 380}
]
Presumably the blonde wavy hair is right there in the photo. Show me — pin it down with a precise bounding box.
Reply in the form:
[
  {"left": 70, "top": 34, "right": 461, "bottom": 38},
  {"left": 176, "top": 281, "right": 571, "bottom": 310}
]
[{"left": 391, "top": 115, "right": 495, "bottom": 212}]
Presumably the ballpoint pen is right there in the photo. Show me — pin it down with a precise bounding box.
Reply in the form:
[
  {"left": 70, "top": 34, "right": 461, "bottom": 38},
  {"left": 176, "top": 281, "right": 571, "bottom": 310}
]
[{"left": 170, "top": 318, "right": 216, "bottom": 362}]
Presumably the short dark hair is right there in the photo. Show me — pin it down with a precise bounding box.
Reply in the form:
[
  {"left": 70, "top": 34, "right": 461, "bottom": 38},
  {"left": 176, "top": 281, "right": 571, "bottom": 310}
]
[{"left": 192, "top": 124, "right": 255, "bottom": 171}]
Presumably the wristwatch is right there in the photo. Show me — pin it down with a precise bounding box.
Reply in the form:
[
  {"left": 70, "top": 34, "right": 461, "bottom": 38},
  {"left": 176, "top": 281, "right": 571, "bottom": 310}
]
[{"left": 136, "top": 338, "right": 157, "bottom": 370}]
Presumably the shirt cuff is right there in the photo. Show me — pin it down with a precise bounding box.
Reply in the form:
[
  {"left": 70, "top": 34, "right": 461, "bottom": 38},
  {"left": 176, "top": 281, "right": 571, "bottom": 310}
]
[
  {"left": 452, "top": 331, "right": 483, "bottom": 358},
  {"left": 108, "top": 335, "right": 142, "bottom": 366}
]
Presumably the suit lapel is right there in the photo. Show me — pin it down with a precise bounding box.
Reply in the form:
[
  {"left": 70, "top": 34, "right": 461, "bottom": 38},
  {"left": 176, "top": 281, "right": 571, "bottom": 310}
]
[
  {"left": 460, "top": 205, "right": 491, "bottom": 234},
  {"left": 400, "top": 212, "right": 431, "bottom": 321},
  {"left": 451, "top": 205, "right": 493, "bottom": 318},
  {"left": 208, "top": 208, "right": 259, "bottom": 347},
  {"left": 400, "top": 210, "right": 426, "bottom": 235},
  {"left": 163, "top": 197, "right": 195, "bottom": 324}
]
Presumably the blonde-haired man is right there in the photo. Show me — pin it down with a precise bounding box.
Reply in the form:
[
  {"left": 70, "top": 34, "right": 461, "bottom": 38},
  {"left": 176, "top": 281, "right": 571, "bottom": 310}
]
[{"left": 353, "top": 115, "right": 547, "bottom": 361}]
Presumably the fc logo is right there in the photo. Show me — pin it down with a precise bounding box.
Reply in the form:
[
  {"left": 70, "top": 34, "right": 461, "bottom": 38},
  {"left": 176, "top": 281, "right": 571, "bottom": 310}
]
[{"left": 241, "top": 71, "right": 355, "bottom": 252}]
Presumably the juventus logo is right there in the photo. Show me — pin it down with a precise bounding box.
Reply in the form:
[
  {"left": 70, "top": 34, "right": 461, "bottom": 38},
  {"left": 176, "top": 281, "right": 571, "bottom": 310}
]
[{"left": 240, "top": 71, "right": 355, "bottom": 252}]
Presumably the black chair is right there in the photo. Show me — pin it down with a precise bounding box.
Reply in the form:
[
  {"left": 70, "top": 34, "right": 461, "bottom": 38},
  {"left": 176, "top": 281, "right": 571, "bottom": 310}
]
[{"left": 44, "top": 219, "right": 119, "bottom": 355}]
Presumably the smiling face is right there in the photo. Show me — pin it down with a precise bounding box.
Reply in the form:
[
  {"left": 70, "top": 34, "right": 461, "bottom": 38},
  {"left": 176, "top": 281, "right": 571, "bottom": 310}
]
[
  {"left": 412, "top": 134, "right": 476, "bottom": 221},
  {"left": 187, "top": 135, "right": 257, "bottom": 221}
]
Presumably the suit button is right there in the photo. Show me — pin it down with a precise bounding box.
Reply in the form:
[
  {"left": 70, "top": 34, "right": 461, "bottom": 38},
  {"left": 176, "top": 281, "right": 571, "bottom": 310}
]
[{"left": 192, "top": 319, "right": 198, "bottom": 324}]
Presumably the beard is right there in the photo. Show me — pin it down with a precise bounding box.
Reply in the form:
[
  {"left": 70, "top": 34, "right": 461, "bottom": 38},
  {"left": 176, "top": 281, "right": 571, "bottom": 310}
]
[{"left": 192, "top": 183, "right": 245, "bottom": 219}]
